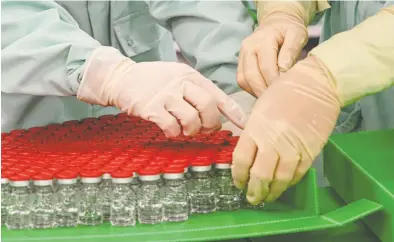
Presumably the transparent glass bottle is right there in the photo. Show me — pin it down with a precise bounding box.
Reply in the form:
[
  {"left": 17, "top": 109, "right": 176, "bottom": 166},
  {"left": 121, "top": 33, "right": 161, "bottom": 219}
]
[
  {"left": 78, "top": 170, "right": 103, "bottom": 226},
  {"left": 1, "top": 176, "right": 11, "bottom": 226},
  {"left": 6, "top": 174, "right": 33, "bottom": 230},
  {"left": 55, "top": 170, "right": 79, "bottom": 227},
  {"left": 137, "top": 166, "right": 163, "bottom": 224},
  {"left": 99, "top": 172, "right": 112, "bottom": 221},
  {"left": 214, "top": 156, "right": 241, "bottom": 211},
  {"left": 189, "top": 159, "right": 216, "bottom": 214},
  {"left": 30, "top": 173, "right": 56, "bottom": 229},
  {"left": 110, "top": 170, "right": 136, "bottom": 226},
  {"left": 162, "top": 165, "right": 188, "bottom": 222}
]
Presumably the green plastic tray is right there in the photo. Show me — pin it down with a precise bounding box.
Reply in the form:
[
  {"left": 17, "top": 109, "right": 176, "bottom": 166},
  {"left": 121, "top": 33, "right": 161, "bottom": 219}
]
[
  {"left": 2, "top": 168, "right": 382, "bottom": 242},
  {"left": 324, "top": 129, "right": 394, "bottom": 242}
]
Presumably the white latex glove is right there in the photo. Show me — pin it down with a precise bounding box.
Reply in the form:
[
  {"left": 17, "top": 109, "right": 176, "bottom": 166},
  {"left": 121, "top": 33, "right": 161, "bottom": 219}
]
[
  {"left": 221, "top": 91, "right": 256, "bottom": 136},
  {"left": 77, "top": 47, "right": 246, "bottom": 137}
]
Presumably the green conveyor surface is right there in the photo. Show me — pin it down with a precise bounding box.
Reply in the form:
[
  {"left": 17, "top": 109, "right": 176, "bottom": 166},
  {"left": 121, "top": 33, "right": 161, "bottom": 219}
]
[
  {"left": 2, "top": 170, "right": 382, "bottom": 242},
  {"left": 324, "top": 129, "right": 394, "bottom": 242}
]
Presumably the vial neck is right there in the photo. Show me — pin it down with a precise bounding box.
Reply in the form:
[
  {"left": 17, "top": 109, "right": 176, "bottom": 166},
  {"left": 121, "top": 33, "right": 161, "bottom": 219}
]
[
  {"left": 216, "top": 169, "right": 231, "bottom": 176},
  {"left": 35, "top": 185, "right": 53, "bottom": 193},
  {"left": 141, "top": 180, "right": 160, "bottom": 185},
  {"left": 12, "top": 186, "right": 30, "bottom": 194},
  {"left": 192, "top": 171, "right": 211, "bottom": 178},
  {"left": 82, "top": 183, "right": 100, "bottom": 188},
  {"left": 165, "top": 178, "right": 183, "bottom": 185}
]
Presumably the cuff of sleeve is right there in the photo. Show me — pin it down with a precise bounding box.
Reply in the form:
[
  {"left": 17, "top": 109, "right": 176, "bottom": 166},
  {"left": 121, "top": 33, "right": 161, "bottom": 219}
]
[
  {"left": 310, "top": 6, "right": 394, "bottom": 106},
  {"left": 255, "top": 0, "right": 330, "bottom": 25}
]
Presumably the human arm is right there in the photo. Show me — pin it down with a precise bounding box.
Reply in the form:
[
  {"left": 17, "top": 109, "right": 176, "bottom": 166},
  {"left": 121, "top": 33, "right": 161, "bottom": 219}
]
[
  {"left": 232, "top": 6, "right": 394, "bottom": 205},
  {"left": 1, "top": 0, "right": 101, "bottom": 96},
  {"left": 147, "top": 0, "right": 254, "bottom": 94}
]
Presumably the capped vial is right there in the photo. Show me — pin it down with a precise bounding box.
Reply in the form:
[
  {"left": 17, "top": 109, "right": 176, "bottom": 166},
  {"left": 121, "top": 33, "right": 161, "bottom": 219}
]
[
  {"left": 78, "top": 170, "right": 103, "bottom": 226},
  {"left": 189, "top": 158, "right": 216, "bottom": 214},
  {"left": 137, "top": 166, "right": 163, "bottom": 224},
  {"left": 1, "top": 171, "right": 12, "bottom": 226},
  {"left": 99, "top": 168, "right": 114, "bottom": 221},
  {"left": 214, "top": 155, "right": 241, "bottom": 211},
  {"left": 110, "top": 170, "right": 137, "bottom": 227},
  {"left": 162, "top": 165, "right": 188, "bottom": 222},
  {"left": 6, "top": 174, "right": 32, "bottom": 230},
  {"left": 30, "top": 172, "right": 56, "bottom": 229},
  {"left": 55, "top": 170, "right": 79, "bottom": 227}
]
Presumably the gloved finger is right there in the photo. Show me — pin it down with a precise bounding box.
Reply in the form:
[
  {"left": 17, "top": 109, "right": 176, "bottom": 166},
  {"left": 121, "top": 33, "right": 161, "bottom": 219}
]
[
  {"left": 165, "top": 96, "right": 202, "bottom": 137},
  {"left": 183, "top": 82, "right": 221, "bottom": 133},
  {"left": 189, "top": 73, "right": 247, "bottom": 130},
  {"left": 237, "top": 50, "right": 255, "bottom": 96},
  {"left": 289, "top": 153, "right": 313, "bottom": 186},
  {"left": 243, "top": 50, "right": 267, "bottom": 97},
  {"left": 264, "top": 149, "right": 300, "bottom": 202},
  {"left": 277, "top": 28, "right": 308, "bottom": 72},
  {"left": 246, "top": 142, "right": 279, "bottom": 205},
  {"left": 257, "top": 41, "right": 280, "bottom": 86},
  {"left": 231, "top": 133, "right": 257, "bottom": 189},
  {"left": 145, "top": 107, "right": 181, "bottom": 138}
]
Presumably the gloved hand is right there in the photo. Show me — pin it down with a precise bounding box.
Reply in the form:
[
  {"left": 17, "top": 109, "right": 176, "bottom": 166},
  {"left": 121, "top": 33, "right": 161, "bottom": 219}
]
[
  {"left": 237, "top": 1, "right": 330, "bottom": 97},
  {"left": 237, "top": 13, "right": 307, "bottom": 97},
  {"left": 232, "top": 56, "right": 341, "bottom": 205},
  {"left": 232, "top": 5, "right": 394, "bottom": 205},
  {"left": 77, "top": 47, "right": 246, "bottom": 137}
]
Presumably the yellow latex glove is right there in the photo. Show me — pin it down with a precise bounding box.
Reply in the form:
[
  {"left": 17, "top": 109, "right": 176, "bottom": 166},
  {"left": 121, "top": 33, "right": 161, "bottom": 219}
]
[
  {"left": 232, "top": 56, "right": 340, "bottom": 204},
  {"left": 77, "top": 47, "right": 246, "bottom": 137},
  {"left": 237, "top": 0, "right": 330, "bottom": 97},
  {"left": 232, "top": 6, "right": 394, "bottom": 205}
]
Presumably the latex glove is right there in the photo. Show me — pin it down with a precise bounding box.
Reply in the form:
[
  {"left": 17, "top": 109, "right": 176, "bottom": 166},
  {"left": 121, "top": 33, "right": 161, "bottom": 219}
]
[
  {"left": 77, "top": 47, "right": 246, "bottom": 137},
  {"left": 221, "top": 91, "right": 256, "bottom": 136},
  {"left": 232, "top": 56, "right": 341, "bottom": 205},
  {"left": 232, "top": 6, "right": 394, "bottom": 205},
  {"left": 237, "top": 1, "right": 330, "bottom": 97}
]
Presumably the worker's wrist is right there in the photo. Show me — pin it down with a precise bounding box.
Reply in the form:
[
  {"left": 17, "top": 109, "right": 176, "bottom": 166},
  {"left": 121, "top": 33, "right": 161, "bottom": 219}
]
[
  {"left": 256, "top": 1, "right": 310, "bottom": 26},
  {"left": 288, "top": 55, "right": 341, "bottom": 106},
  {"left": 77, "top": 46, "right": 134, "bottom": 106}
]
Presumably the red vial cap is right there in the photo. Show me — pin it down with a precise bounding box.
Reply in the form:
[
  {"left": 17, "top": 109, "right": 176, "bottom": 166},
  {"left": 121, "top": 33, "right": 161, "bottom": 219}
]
[
  {"left": 190, "top": 157, "right": 212, "bottom": 166},
  {"left": 215, "top": 155, "right": 232, "bottom": 164},
  {"left": 110, "top": 169, "right": 134, "bottom": 178},
  {"left": 1, "top": 170, "right": 14, "bottom": 179},
  {"left": 162, "top": 165, "right": 184, "bottom": 174},
  {"left": 79, "top": 169, "right": 103, "bottom": 178},
  {"left": 9, "top": 173, "right": 30, "bottom": 181},
  {"left": 56, "top": 170, "right": 78, "bottom": 179},
  {"left": 138, "top": 166, "right": 161, "bottom": 176},
  {"left": 32, "top": 172, "right": 53, "bottom": 181}
]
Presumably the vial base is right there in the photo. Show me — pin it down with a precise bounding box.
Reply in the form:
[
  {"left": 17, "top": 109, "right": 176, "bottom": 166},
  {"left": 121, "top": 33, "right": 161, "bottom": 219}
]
[
  {"left": 217, "top": 195, "right": 241, "bottom": 211},
  {"left": 6, "top": 212, "right": 31, "bottom": 230},
  {"left": 78, "top": 215, "right": 103, "bottom": 226},
  {"left": 164, "top": 203, "right": 189, "bottom": 222},
  {"left": 138, "top": 204, "right": 163, "bottom": 224},
  {"left": 110, "top": 217, "right": 136, "bottom": 227},
  {"left": 190, "top": 193, "right": 216, "bottom": 214},
  {"left": 56, "top": 214, "right": 78, "bottom": 227}
]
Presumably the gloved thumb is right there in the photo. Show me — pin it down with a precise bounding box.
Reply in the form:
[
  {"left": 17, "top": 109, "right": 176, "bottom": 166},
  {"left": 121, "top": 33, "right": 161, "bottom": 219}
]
[{"left": 278, "top": 28, "right": 308, "bottom": 72}]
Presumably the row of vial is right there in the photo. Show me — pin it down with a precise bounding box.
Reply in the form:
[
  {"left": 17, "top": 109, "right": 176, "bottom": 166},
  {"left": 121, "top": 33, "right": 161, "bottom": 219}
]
[{"left": 1, "top": 160, "right": 264, "bottom": 229}]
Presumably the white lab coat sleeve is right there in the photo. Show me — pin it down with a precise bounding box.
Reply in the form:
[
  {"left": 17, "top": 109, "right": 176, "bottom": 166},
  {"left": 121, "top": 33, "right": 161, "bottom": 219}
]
[
  {"left": 1, "top": 0, "right": 101, "bottom": 96},
  {"left": 148, "top": 1, "right": 254, "bottom": 94}
]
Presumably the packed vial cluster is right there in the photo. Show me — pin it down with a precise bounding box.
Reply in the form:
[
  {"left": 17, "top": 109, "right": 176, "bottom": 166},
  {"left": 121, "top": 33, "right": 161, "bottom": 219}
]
[{"left": 1, "top": 113, "right": 263, "bottom": 230}]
